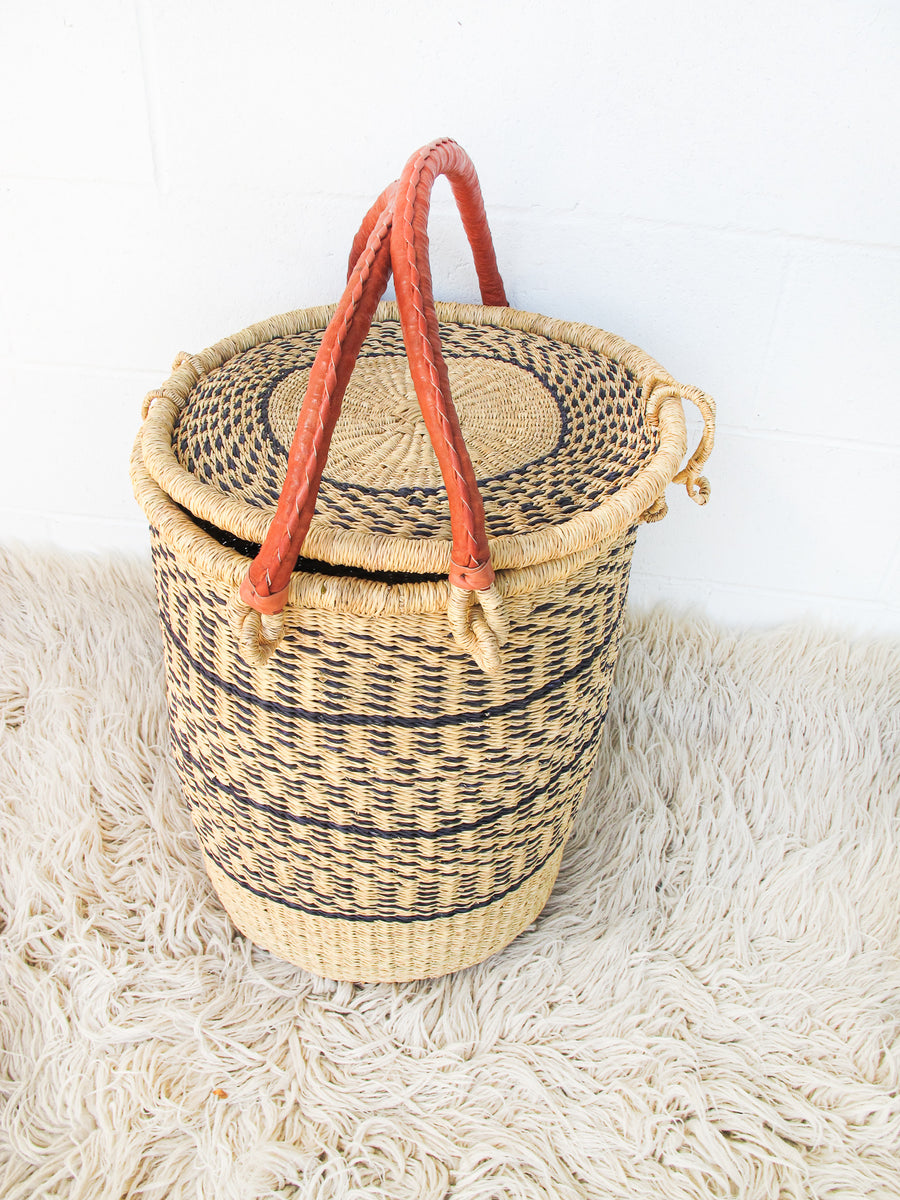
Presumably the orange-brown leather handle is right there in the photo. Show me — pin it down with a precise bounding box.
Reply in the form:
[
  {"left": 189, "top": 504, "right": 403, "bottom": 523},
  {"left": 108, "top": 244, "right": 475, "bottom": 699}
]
[
  {"left": 391, "top": 139, "right": 507, "bottom": 589},
  {"left": 241, "top": 195, "right": 396, "bottom": 610},
  {"left": 347, "top": 149, "right": 508, "bottom": 310},
  {"left": 346, "top": 182, "right": 398, "bottom": 282},
  {"left": 242, "top": 139, "right": 507, "bottom": 609}
]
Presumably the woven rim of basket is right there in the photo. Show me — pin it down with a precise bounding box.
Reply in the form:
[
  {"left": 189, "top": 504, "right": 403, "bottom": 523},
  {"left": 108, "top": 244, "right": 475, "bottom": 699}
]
[
  {"left": 133, "top": 438, "right": 645, "bottom": 617},
  {"left": 137, "top": 300, "right": 690, "bottom": 591}
]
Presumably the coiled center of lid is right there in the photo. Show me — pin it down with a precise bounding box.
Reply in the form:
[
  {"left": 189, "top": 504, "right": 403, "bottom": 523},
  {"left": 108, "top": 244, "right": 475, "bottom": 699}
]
[{"left": 267, "top": 355, "right": 562, "bottom": 490}]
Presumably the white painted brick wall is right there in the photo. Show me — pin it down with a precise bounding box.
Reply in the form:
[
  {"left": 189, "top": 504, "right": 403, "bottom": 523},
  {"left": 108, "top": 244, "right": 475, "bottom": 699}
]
[{"left": 1, "top": 0, "right": 897, "bottom": 632}]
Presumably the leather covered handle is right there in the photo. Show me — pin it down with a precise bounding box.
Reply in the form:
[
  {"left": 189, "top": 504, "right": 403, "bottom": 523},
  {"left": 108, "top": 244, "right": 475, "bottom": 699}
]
[
  {"left": 391, "top": 139, "right": 507, "bottom": 589},
  {"left": 347, "top": 148, "right": 508, "bottom": 309},
  {"left": 240, "top": 192, "right": 396, "bottom": 612},
  {"left": 242, "top": 138, "right": 508, "bottom": 612}
]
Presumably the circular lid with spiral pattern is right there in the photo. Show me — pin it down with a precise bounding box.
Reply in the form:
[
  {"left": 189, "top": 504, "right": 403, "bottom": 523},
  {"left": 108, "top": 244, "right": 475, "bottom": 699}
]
[{"left": 173, "top": 315, "right": 655, "bottom": 547}]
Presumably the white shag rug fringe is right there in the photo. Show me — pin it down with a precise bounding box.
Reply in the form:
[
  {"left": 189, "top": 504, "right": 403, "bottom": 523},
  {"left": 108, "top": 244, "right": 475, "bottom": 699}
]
[{"left": 0, "top": 546, "right": 898, "bottom": 1199}]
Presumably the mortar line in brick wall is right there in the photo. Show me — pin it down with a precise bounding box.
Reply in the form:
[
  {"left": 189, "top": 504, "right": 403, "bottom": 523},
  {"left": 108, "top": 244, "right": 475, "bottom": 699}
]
[
  {"left": 0, "top": 173, "right": 154, "bottom": 189},
  {"left": 614, "top": 213, "right": 900, "bottom": 254},
  {"left": 392, "top": 190, "right": 900, "bottom": 250},
  {"left": 488, "top": 205, "right": 900, "bottom": 253},
  {"left": 715, "top": 424, "right": 900, "bottom": 455},
  {"left": 329, "top": 199, "right": 900, "bottom": 254},
  {"left": 12, "top": 360, "right": 170, "bottom": 381},
  {"left": 4, "top": 168, "right": 897, "bottom": 255},
  {"left": 0, "top": 507, "right": 147, "bottom": 526},
  {"left": 133, "top": 0, "right": 166, "bottom": 193},
  {"left": 12, "top": 360, "right": 172, "bottom": 384},
  {"left": 630, "top": 567, "right": 894, "bottom": 612},
  {"left": 749, "top": 248, "right": 796, "bottom": 415}
]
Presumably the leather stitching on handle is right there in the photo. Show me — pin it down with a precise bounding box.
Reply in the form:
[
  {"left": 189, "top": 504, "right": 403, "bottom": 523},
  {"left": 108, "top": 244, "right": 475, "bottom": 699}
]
[
  {"left": 242, "top": 139, "right": 508, "bottom": 612},
  {"left": 392, "top": 140, "right": 507, "bottom": 584},
  {"left": 245, "top": 204, "right": 396, "bottom": 600}
]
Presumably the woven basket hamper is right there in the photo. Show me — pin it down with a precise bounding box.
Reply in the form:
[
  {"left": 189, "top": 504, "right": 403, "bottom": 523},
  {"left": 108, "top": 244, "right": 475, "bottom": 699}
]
[{"left": 132, "top": 139, "right": 715, "bottom": 982}]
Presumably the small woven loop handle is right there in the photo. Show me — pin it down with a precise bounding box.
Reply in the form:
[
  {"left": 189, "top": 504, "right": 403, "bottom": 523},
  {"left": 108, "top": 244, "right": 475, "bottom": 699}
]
[
  {"left": 674, "top": 383, "right": 716, "bottom": 504},
  {"left": 238, "top": 139, "right": 509, "bottom": 670}
]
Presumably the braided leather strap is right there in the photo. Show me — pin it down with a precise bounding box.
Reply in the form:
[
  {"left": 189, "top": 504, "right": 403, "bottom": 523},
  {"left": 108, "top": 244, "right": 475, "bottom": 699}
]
[
  {"left": 237, "top": 140, "right": 509, "bottom": 672},
  {"left": 347, "top": 181, "right": 399, "bottom": 280},
  {"left": 392, "top": 138, "right": 507, "bottom": 590},
  {"left": 239, "top": 200, "right": 395, "bottom": 623}
]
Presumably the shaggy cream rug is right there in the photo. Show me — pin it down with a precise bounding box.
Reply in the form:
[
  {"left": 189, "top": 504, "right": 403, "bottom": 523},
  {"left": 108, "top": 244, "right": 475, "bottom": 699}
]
[{"left": 0, "top": 546, "right": 898, "bottom": 1199}]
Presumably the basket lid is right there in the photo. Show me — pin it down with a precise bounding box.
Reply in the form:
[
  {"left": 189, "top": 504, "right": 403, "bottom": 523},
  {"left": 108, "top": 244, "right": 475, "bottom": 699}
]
[
  {"left": 172, "top": 311, "right": 657, "bottom": 549},
  {"left": 136, "top": 136, "right": 713, "bottom": 676}
]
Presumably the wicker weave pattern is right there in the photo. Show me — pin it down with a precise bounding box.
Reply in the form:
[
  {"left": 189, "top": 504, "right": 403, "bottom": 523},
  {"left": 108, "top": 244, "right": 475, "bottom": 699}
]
[
  {"left": 204, "top": 849, "right": 565, "bottom": 983},
  {"left": 151, "top": 531, "right": 634, "bottom": 930},
  {"left": 266, "top": 356, "right": 561, "bottom": 490},
  {"left": 172, "top": 321, "right": 653, "bottom": 542},
  {"left": 140, "top": 302, "right": 702, "bottom": 580},
  {"left": 132, "top": 139, "right": 714, "bottom": 979}
]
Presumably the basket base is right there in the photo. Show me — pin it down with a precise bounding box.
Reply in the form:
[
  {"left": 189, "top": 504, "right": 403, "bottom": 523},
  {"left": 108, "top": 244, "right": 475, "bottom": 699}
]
[{"left": 205, "top": 847, "right": 565, "bottom": 983}]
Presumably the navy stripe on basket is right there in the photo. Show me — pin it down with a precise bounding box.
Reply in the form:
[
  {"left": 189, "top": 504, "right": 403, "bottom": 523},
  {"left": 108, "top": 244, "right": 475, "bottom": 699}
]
[
  {"left": 256, "top": 336, "right": 574, "bottom": 494},
  {"left": 202, "top": 838, "right": 560, "bottom": 925},
  {"left": 158, "top": 607, "right": 611, "bottom": 730},
  {"left": 169, "top": 715, "right": 601, "bottom": 843}
]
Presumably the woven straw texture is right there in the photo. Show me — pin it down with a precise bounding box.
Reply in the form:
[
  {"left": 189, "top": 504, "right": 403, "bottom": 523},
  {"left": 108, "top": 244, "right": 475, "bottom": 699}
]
[
  {"left": 172, "top": 319, "right": 654, "bottom": 542},
  {"left": 3, "top": 547, "right": 898, "bottom": 1198},
  {"left": 139, "top": 302, "right": 708, "bottom": 580},
  {"left": 148, "top": 525, "right": 635, "bottom": 981},
  {"left": 134, "top": 291, "right": 712, "bottom": 981}
]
